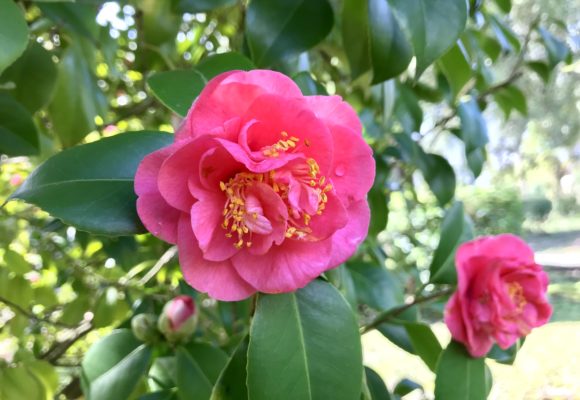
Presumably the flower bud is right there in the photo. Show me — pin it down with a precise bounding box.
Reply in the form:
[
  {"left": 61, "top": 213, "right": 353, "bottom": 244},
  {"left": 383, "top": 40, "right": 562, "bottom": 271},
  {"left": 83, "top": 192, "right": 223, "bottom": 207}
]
[
  {"left": 158, "top": 296, "right": 197, "bottom": 343},
  {"left": 131, "top": 313, "right": 159, "bottom": 343}
]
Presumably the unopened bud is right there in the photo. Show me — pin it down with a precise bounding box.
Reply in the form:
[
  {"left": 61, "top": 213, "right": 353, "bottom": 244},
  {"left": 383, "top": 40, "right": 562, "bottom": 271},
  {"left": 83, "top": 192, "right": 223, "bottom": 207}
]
[
  {"left": 131, "top": 313, "right": 159, "bottom": 343},
  {"left": 158, "top": 296, "right": 197, "bottom": 343}
]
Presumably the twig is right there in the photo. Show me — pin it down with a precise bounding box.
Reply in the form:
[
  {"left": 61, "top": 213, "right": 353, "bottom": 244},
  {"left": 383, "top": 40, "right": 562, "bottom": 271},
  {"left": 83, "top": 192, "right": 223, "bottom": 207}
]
[
  {"left": 40, "top": 322, "right": 93, "bottom": 364},
  {"left": 360, "top": 288, "right": 454, "bottom": 334},
  {"left": 0, "top": 295, "right": 76, "bottom": 329},
  {"left": 138, "top": 246, "right": 178, "bottom": 285}
]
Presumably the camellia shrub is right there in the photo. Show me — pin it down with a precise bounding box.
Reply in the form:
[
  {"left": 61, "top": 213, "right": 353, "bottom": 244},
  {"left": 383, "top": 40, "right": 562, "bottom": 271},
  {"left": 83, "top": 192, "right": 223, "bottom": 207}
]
[{"left": 0, "top": 0, "right": 573, "bottom": 399}]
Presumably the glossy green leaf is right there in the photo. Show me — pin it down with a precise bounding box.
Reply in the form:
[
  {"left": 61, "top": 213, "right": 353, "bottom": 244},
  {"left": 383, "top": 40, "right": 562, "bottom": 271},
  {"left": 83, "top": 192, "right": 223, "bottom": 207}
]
[
  {"left": 0, "top": 42, "right": 57, "bottom": 113},
  {"left": 149, "top": 357, "right": 177, "bottom": 391},
  {"left": 48, "top": 44, "right": 106, "bottom": 147},
  {"left": 538, "top": 27, "right": 570, "bottom": 67},
  {"left": 364, "top": 367, "right": 392, "bottom": 400},
  {"left": 493, "top": 85, "right": 527, "bottom": 118},
  {"left": 387, "top": 0, "right": 468, "bottom": 76},
  {"left": 493, "top": 0, "right": 511, "bottom": 13},
  {"left": 430, "top": 202, "right": 474, "bottom": 284},
  {"left": 0, "top": 366, "right": 45, "bottom": 400},
  {"left": 175, "top": 348, "right": 213, "bottom": 400},
  {"left": 0, "top": 0, "right": 28, "bottom": 74},
  {"left": 38, "top": 2, "right": 98, "bottom": 43},
  {"left": 434, "top": 341, "right": 488, "bottom": 400},
  {"left": 404, "top": 322, "right": 443, "bottom": 371},
  {"left": 139, "top": 0, "right": 180, "bottom": 46},
  {"left": 10, "top": 131, "right": 173, "bottom": 235},
  {"left": 247, "top": 279, "right": 362, "bottom": 400},
  {"left": 27, "top": 360, "right": 59, "bottom": 400},
  {"left": 377, "top": 323, "right": 414, "bottom": 354},
  {"left": 196, "top": 52, "right": 255, "bottom": 80},
  {"left": 176, "top": 0, "right": 237, "bottom": 12},
  {"left": 488, "top": 15, "right": 521, "bottom": 53},
  {"left": 418, "top": 153, "right": 456, "bottom": 206},
  {"left": 526, "top": 61, "right": 551, "bottom": 83},
  {"left": 210, "top": 338, "right": 249, "bottom": 400},
  {"left": 487, "top": 339, "right": 523, "bottom": 365},
  {"left": 82, "top": 329, "right": 152, "bottom": 400},
  {"left": 0, "top": 93, "right": 39, "bottom": 156},
  {"left": 293, "top": 71, "right": 327, "bottom": 96},
  {"left": 394, "top": 84, "right": 423, "bottom": 133},
  {"left": 147, "top": 70, "right": 206, "bottom": 117},
  {"left": 140, "top": 391, "right": 179, "bottom": 400},
  {"left": 393, "top": 378, "right": 422, "bottom": 397},
  {"left": 347, "top": 261, "right": 402, "bottom": 311},
  {"left": 368, "top": 186, "right": 388, "bottom": 236},
  {"left": 458, "top": 98, "right": 488, "bottom": 153},
  {"left": 246, "top": 0, "right": 334, "bottom": 67},
  {"left": 466, "top": 147, "right": 486, "bottom": 178},
  {"left": 341, "top": 0, "right": 371, "bottom": 79},
  {"left": 184, "top": 343, "right": 229, "bottom": 384},
  {"left": 368, "top": 0, "right": 413, "bottom": 83},
  {"left": 437, "top": 43, "right": 472, "bottom": 101}
]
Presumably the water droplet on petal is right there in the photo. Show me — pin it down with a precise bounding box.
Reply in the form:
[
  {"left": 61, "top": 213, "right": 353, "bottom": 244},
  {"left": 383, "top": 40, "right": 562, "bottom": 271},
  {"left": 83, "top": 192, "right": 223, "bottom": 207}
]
[{"left": 334, "top": 164, "right": 346, "bottom": 177}]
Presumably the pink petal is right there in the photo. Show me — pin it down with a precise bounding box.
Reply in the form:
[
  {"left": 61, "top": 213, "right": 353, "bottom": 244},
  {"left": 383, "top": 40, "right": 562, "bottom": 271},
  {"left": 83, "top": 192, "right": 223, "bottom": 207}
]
[
  {"left": 305, "top": 191, "right": 348, "bottom": 242},
  {"left": 232, "top": 239, "right": 332, "bottom": 293},
  {"left": 456, "top": 234, "right": 535, "bottom": 269},
  {"left": 328, "top": 124, "right": 375, "bottom": 206},
  {"left": 326, "top": 199, "right": 370, "bottom": 267},
  {"left": 178, "top": 214, "right": 256, "bottom": 301},
  {"left": 303, "top": 95, "right": 362, "bottom": 133}
]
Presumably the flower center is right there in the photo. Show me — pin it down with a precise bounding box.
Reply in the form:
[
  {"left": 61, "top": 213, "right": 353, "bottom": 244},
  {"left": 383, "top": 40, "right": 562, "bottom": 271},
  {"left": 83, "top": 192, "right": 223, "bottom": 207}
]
[
  {"left": 219, "top": 157, "right": 332, "bottom": 249},
  {"left": 507, "top": 282, "right": 526, "bottom": 312}
]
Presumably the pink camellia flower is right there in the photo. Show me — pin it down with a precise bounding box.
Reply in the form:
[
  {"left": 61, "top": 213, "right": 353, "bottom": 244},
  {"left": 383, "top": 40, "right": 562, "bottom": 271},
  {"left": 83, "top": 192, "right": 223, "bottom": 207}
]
[
  {"left": 444, "top": 234, "right": 552, "bottom": 358},
  {"left": 158, "top": 296, "right": 198, "bottom": 343},
  {"left": 135, "top": 70, "right": 374, "bottom": 301}
]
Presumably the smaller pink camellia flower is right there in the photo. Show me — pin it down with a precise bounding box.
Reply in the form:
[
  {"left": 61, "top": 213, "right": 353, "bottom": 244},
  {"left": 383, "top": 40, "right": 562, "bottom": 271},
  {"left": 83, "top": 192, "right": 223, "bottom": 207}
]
[
  {"left": 158, "top": 296, "right": 198, "bottom": 343},
  {"left": 9, "top": 174, "right": 23, "bottom": 187},
  {"left": 135, "top": 69, "right": 375, "bottom": 301},
  {"left": 444, "top": 234, "right": 552, "bottom": 358}
]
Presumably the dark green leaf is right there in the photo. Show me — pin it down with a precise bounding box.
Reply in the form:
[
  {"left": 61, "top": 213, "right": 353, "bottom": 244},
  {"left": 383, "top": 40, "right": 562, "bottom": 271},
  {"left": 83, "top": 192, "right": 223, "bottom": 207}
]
[
  {"left": 434, "top": 341, "right": 488, "bottom": 400},
  {"left": 176, "top": 0, "right": 236, "bottom": 12},
  {"left": 10, "top": 131, "right": 173, "bottom": 235},
  {"left": 437, "top": 43, "right": 472, "bottom": 101},
  {"left": 175, "top": 348, "right": 212, "bottom": 400},
  {"left": 404, "top": 322, "right": 442, "bottom": 371},
  {"left": 488, "top": 15, "right": 521, "bottom": 53},
  {"left": 196, "top": 52, "right": 255, "bottom": 80},
  {"left": 149, "top": 357, "right": 176, "bottom": 391},
  {"left": 292, "top": 71, "right": 327, "bottom": 96},
  {"left": 466, "top": 147, "right": 486, "bottom": 178},
  {"left": 140, "top": 391, "right": 178, "bottom": 400},
  {"left": 387, "top": 0, "right": 468, "bottom": 76},
  {"left": 418, "top": 153, "right": 456, "bottom": 206},
  {"left": 393, "top": 378, "right": 422, "bottom": 397},
  {"left": 368, "top": 186, "right": 388, "bottom": 236},
  {"left": 458, "top": 98, "right": 488, "bottom": 153},
  {"left": 38, "top": 2, "right": 98, "bottom": 43},
  {"left": 246, "top": 0, "right": 334, "bottom": 67},
  {"left": 364, "top": 367, "right": 392, "bottom": 400},
  {"left": 0, "top": 93, "right": 39, "bottom": 156},
  {"left": 537, "top": 27, "right": 570, "bottom": 67},
  {"left": 183, "top": 343, "right": 229, "bottom": 384},
  {"left": 0, "top": 42, "right": 57, "bottom": 113},
  {"left": 526, "top": 61, "right": 551, "bottom": 83},
  {"left": 368, "top": 0, "right": 413, "bottom": 83},
  {"left": 493, "top": 85, "right": 527, "bottom": 119},
  {"left": 210, "top": 337, "right": 249, "bottom": 400},
  {"left": 394, "top": 84, "right": 423, "bottom": 133},
  {"left": 341, "top": 0, "right": 371, "bottom": 79},
  {"left": 3, "top": 249, "right": 30, "bottom": 275},
  {"left": 430, "top": 202, "right": 474, "bottom": 284},
  {"left": 147, "top": 70, "right": 206, "bottom": 117},
  {"left": 0, "top": 0, "right": 28, "bottom": 74},
  {"left": 493, "top": 0, "right": 511, "bottom": 13},
  {"left": 247, "top": 280, "right": 362, "bottom": 400},
  {"left": 377, "top": 323, "right": 414, "bottom": 354},
  {"left": 82, "top": 330, "right": 152, "bottom": 400},
  {"left": 486, "top": 340, "right": 522, "bottom": 365},
  {"left": 48, "top": 44, "right": 106, "bottom": 147},
  {"left": 347, "top": 261, "right": 402, "bottom": 311}
]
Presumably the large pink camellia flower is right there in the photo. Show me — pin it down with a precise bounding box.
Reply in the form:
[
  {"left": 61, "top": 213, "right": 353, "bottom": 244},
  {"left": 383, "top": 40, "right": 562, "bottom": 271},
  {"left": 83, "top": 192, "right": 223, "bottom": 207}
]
[
  {"left": 444, "top": 234, "right": 552, "bottom": 357},
  {"left": 135, "top": 70, "right": 375, "bottom": 301}
]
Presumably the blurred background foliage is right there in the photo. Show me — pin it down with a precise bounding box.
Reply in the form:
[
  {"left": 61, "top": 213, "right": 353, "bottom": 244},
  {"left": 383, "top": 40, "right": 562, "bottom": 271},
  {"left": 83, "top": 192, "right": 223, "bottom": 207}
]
[{"left": 0, "top": 0, "right": 579, "bottom": 398}]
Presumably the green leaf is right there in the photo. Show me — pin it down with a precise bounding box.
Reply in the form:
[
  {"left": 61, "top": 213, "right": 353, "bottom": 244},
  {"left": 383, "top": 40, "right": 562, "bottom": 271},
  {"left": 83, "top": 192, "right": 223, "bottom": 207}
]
[
  {"left": 183, "top": 343, "right": 229, "bottom": 384},
  {"left": 176, "top": 0, "right": 237, "bottom": 12},
  {"left": 149, "top": 357, "right": 177, "bottom": 391},
  {"left": 434, "top": 341, "right": 488, "bottom": 400},
  {"left": 48, "top": 44, "right": 106, "bottom": 147},
  {"left": 437, "top": 43, "right": 472, "bottom": 101},
  {"left": 147, "top": 70, "right": 206, "bottom": 117},
  {"left": 368, "top": 0, "right": 413, "bottom": 83},
  {"left": 418, "top": 153, "right": 456, "bottom": 206},
  {"left": 341, "top": 0, "right": 371, "bottom": 79},
  {"left": 246, "top": 0, "right": 334, "bottom": 67},
  {"left": 140, "top": 391, "right": 178, "bottom": 400},
  {"left": 488, "top": 15, "right": 521, "bottom": 54},
  {"left": 0, "top": 42, "right": 57, "bottom": 113},
  {"left": 526, "top": 61, "right": 551, "bottom": 83},
  {"left": 10, "top": 131, "right": 173, "bottom": 235},
  {"left": 0, "top": 93, "right": 39, "bottom": 156},
  {"left": 175, "top": 348, "right": 213, "bottom": 400},
  {"left": 82, "top": 330, "right": 152, "bottom": 400},
  {"left": 404, "top": 322, "right": 442, "bottom": 372},
  {"left": 364, "top": 367, "right": 392, "bottom": 400},
  {"left": 466, "top": 147, "right": 486, "bottom": 179},
  {"left": 368, "top": 186, "right": 388, "bottom": 236},
  {"left": 292, "top": 71, "right": 327, "bottom": 96},
  {"left": 3, "top": 249, "right": 30, "bottom": 275},
  {"left": 393, "top": 378, "right": 422, "bottom": 397},
  {"left": 26, "top": 360, "right": 59, "bottom": 400},
  {"left": 347, "top": 261, "right": 402, "bottom": 311},
  {"left": 0, "top": 0, "right": 28, "bottom": 74},
  {"left": 430, "top": 202, "right": 474, "bottom": 284},
  {"left": 38, "top": 2, "right": 98, "bottom": 43},
  {"left": 196, "top": 52, "right": 255, "bottom": 80},
  {"left": 486, "top": 340, "right": 522, "bottom": 365},
  {"left": 394, "top": 84, "right": 423, "bottom": 133},
  {"left": 247, "top": 279, "right": 362, "bottom": 400},
  {"left": 457, "top": 98, "right": 488, "bottom": 153},
  {"left": 210, "top": 338, "right": 249, "bottom": 400},
  {"left": 0, "top": 366, "right": 45, "bottom": 400},
  {"left": 387, "top": 0, "right": 468, "bottom": 76},
  {"left": 493, "top": 85, "right": 527, "bottom": 119},
  {"left": 537, "top": 27, "right": 570, "bottom": 67},
  {"left": 493, "top": 0, "right": 511, "bottom": 13}
]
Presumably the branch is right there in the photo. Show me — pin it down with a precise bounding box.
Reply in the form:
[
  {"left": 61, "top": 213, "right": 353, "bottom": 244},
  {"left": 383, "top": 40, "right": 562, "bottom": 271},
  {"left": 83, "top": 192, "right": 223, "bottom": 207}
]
[
  {"left": 0, "top": 295, "right": 76, "bottom": 329},
  {"left": 138, "top": 246, "right": 178, "bottom": 285},
  {"left": 40, "top": 322, "right": 93, "bottom": 364},
  {"left": 360, "top": 288, "right": 454, "bottom": 334}
]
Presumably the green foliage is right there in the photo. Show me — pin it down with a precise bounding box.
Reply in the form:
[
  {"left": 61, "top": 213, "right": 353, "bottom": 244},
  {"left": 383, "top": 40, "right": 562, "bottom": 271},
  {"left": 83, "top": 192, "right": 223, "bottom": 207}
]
[
  {"left": 524, "top": 195, "right": 553, "bottom": 222},
  {"left": 0, "top": 0, "right": 575, "bottom": 399}
]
